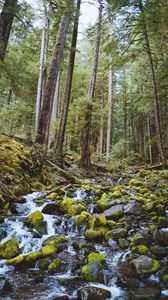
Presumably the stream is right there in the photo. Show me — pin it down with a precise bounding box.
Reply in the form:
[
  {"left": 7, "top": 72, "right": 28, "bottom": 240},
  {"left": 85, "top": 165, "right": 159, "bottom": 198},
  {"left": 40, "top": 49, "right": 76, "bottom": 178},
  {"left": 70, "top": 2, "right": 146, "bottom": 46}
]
[{"left": 0, "top": 182, "right": 168, "bottom": 299}]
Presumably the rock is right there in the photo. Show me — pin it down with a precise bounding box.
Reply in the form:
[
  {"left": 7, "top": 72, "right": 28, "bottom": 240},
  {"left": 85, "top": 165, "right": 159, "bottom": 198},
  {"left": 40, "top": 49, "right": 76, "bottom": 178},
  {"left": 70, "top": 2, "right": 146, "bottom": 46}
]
[
  {"left": 132, "top": 256, "right": 160, "bottom": 274},
  {"left": 132, "top": 245, "right": 149, "bottom": 255},
  {"left": 42, "top": 203, "right": 59, "bottom": 214},
  {"left": 38, "top": 258, "right": 51, "bottom": 270},
  {"left": 48, "top": 258, "right": 61, "bottom": 273},
  {"left": 132, "top": 232, "right": 151, "bottom": 247},
  {"left": 104, "top": 205, "right": 123, "bottom": 221},
  {"left": 130, "top": 287, "right": 161, "bottom": 299},
  {"left": 77, "top": 285, "right": 111, "bottom": 300},
  {"left": 158, "top": 217, "right": 168, "bottom": 229},
  {"left": 0, "top": 278, "right": 13, "bottom": 295},
  {"left": 85, "top": 229, "right": 105, "bottom": 242},
  {"left": 0, "top": 238, "right": 20, "bottom": 259},
  {"left": 88, "top": 252, "right": 105, "bottom": 264},
  {"left": 50, "top": 295, "right": 69, "bottom": 300},
  {"left": 118, "top": 238, "right": 129, "bottom": 249},
  {"left": 124, "top": 201, "right": 142, "bottom": 216},
  {"left": 151, "top": 245, "right": 168, "bottom": 258},
  {"left": 157, "top": 228, "right": 168, "bottom": 246},
  {"left": 82, "top": 261, "right": 104, "bottom": 282},
  {"left": 68, "top": 204, "right": 86, "bottom": 217},
  {"left": 27, "top": 211, "right": 46, "bottom": 234},
  {"left": 111, "top": 227, "right": 128, "bottom": 240},
  {"left": 129, "top": 179, "right": 143, "bottom": 186},
  {"left": 42, "top": 235, "right": 67, "bottom": 250},
  {"left": 0, "top": 229, "right": 7, "bottom": 241}
]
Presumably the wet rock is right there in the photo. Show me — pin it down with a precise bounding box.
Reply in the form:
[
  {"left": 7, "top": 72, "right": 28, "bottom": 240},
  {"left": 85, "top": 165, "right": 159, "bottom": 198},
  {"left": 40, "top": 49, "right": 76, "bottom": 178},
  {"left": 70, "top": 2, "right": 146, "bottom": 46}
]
[
  {"left": 0, "top": 229, "right": 7, "bottom": 241},
  {"left": 50, "top": 295, "right": 69, "bottom": 300},
  {"left": 82, "top": 261, "right": 104, "bottom": 282},
  {"left": 0, "top": 277, "right": 13, "bottom": 295},
  {"left": 38, "top": 258, "right": 51, "bottom": 270},
  {"left": 157, "top": 228, "right": 168, "bottom": 246},
  {"left": 0, "top": 238, "right": 20, "bottom": 259},
  {"left": 111, "top": 227, "right": 128, "bottom": 240},
  {"left": 158, "top": 217, "right": 168, "bottom": 229},
  {"left": 42, "top": 203, "right": 59, "bottom": 215},
  {"left": 130, "top": 286, "right": 161, "bottom": 299},
  {"left": 42, "top": 235, "right": 67, "bottom": 250},
  {"left": 132, "top": 232, "right": 151, "bottom": 247},
  {"left": 27, "top": 210, "right": 47, "bottom": 235},
  {"left": 118, "top": 238, "right": 129, "bottom": 249},
  {"left": 151, "top": 245, "right": 168, "bottom": 258},
  {"left": 124, "top": 201, "right": 142, "bottom": 216},
  {"left": 104, "top": 205, "right": 123, "bottom": 221},
  {"left": 132, "top": 256, "right": 160, "bottom": 274},
  {"left": 85, "top": 229, "right": 104, "bottom": 242},
  {"left": 77, "top": 285, "right": 111, "bottom": 300}
]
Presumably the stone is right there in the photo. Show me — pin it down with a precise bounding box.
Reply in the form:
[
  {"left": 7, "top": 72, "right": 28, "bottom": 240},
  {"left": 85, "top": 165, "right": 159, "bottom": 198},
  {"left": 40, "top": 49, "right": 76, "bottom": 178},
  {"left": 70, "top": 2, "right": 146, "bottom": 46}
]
[
  {"left": 82, "top": 261, "right": 104, "bottom": 282},
  {"left": 132, "top": 256, "right": 153, "bottom": 273},
  {"left": 42, "top": 203, "right": 59, "bottom": 215},
  {"left": 0, "top": 238, "right": 20, "bottom": 259},
  {"left": 124, "top": 201, "right": 142, "bottom": 216},
  {"left": 77, "top": 285, "right": 111, "bottom": 300},
  {"left": 0, "top": 278, "right": 13, "bottom": 295},
  {"left": 151, "top": 245, "right": 168, "bottom": 258},
  {"left": 132, "top": 232, "right": 151, "bottom": 247},
  {"left": 130, "top": 287, "right": 161, "bottom": 299},
  {"left": 104, "top": 205, "right": 123, "bottom": 221},
  {"left": 157, "top": 228, "right": 168, "bottom": 246},
  {"left": 111, "top": 227, "right": 128, "bottom": 240}
]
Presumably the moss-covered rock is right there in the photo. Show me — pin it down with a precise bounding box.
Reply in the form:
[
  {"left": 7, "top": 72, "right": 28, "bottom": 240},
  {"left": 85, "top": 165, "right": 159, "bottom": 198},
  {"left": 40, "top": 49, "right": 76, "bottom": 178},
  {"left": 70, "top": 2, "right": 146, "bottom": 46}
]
[
  {"left": 129, "top": 179, "right": 143, "bottom": 186},
  {"left": 161, "top": 274, "right": 168, "bottom": 286},
  {"left": 141, "top": 259, "right": 160, "bottom": 274},
  {"left": 132, "top": 245, "right": 149, "bottom": 255},
  {"left": 27, "top": 210, "right": 44, "bottom": 232},
  {"left": 82, "top": 261, "right": 103, "bottom": 282},
  {"left": 38, "top": 258, "right": 51, "bottom": 270},
  {"left": 5, "top": 255, "right": 25, "bottom": 265},
  {"left": 42, "top": 235, "right": 67, "bottom": 248},
  {"left": 58, "top": 196, "right": 74, "bottom": 213},
  {"left": 0, "top": 238, "right": 20, "bottom": 259},
  {"left": 85, "top": 229, "right": 104, "bottom": 242},
  {"left": 48, "top": 258, "right": 61, "bottom": 272},
  {"left": 88, "top": 252, "right": 105, "bottom": 264},
  {"left": 68, "top": 203, "right": 86, "bottom": 217}
]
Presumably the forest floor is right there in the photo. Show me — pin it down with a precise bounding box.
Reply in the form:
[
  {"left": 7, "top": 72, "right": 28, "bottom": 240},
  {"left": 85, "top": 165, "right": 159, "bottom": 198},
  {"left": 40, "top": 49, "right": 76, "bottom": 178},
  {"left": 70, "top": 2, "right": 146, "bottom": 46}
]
[{"left": 0, "top": 135, "right": 168, "bottom": 299}]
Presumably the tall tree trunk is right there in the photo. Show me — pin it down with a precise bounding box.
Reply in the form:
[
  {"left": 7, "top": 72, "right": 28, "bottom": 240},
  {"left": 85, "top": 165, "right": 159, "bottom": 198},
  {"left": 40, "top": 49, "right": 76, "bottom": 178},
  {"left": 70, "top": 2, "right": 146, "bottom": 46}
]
[
  {"left": 139, "top": 0, "right": 165, "bottom": 162},
  {"left": 106, "top": 53, "right": 113, "bottom": 162},
  {"left": 55, "top": 0, "right": 81, "bottom": 163},
  {"left": 80, "top": 3, "right": 102, "bottom": 169},
  {"left": 35, "top": 17, "right": 48, "bottom": 133},
  {"left": 0, "top": 0, "right": 18, "bottom": 61},
  {"left": 36, "top": 11, "right": 71, "bottom": 145}
]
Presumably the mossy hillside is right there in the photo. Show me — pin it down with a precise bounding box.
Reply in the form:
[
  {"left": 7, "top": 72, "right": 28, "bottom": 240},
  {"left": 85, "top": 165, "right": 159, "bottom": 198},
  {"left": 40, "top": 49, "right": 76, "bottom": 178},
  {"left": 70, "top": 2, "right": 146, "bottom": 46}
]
[{"left": 0, "top": 135, "right": 44, "bottom": 208}]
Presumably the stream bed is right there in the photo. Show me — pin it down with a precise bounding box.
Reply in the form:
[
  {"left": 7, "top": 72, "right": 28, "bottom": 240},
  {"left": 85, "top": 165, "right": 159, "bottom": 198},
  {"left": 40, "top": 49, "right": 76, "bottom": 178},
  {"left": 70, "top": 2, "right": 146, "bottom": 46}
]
[{"left": 0, "top": 175, "right": 168, "bottom": 299}]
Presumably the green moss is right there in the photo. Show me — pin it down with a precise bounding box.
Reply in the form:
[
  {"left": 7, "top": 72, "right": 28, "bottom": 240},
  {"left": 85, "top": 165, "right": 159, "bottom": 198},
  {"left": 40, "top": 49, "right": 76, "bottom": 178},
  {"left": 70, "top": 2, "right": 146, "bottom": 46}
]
[
  {"left": 5, "top": 255, "right": 25, "bottom": 265},
  {"left": 28, "top": 210, "right": 44, "bottom": 231},
  {"left": 68, "top": 203, "right": 86, "bottom": 217},
  {"left": 132, "top": 245, "right": 149, "bottom": 255},
  {"left": 38, "top": 259, "right": 50, "bottom": 270},
  {"left": 82, "top": 263, "right": 100, "bottom": 281},
  {"left": 139, "top": 169, "right": 151, "bottom": 177},
  {"left": 88, "top": 253, "right": 105, "bottom": 264},
  {"left": 129, "top": 179, "right": 143, "bottom": 186},
  {"left": 0, "top": 238, "right": 20, "bottom": 259},
  {"left": 48, "top": 258, "right": 61, "bottom": 272},
  {"left": 156, "top": 204, "right": 165, "bottom": 216},
  {"left": 162, "top": 274, "right": 168, "bottom": 285},
  {"left": 59, "top": 196, "right": 74, "bottom": 213},
  {"left": 142, "top": 260, "right": 160, "bottom": 274},
  {"left": 85, "top": 229, "right": 104, "bottom": 241},
  {"left": 26, "top": 245, "right": 56, "bottom": 263},
  {"left": 149, "top": 225, "right": 155, "bottom": 233},
  {"left": 42, "top": 245, "right": 56, "bottom": 256},
  {"left": 111, "top": 190, "right": 122, "bottom": 198},
  {"left": 138, "top": 188, "right": 149, "bottom": 195},
  {"left": 108, "top": 220, "right": 117, "bottom": 229},
  {"left": 97, "top": 193, "right": 109, "bottom": 210},
  {"left": 26, "top": 250, "right": 42, "bottom": 262},
  {"left": 42, "top": 235, "right": 67, "bottom": 247}
]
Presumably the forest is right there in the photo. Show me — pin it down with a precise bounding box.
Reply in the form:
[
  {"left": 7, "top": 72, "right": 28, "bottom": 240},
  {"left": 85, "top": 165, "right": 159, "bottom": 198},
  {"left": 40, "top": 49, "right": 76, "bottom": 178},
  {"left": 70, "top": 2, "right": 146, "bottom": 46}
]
[{"left": 0, "top": 0, "right": 168, "bottom": 299}]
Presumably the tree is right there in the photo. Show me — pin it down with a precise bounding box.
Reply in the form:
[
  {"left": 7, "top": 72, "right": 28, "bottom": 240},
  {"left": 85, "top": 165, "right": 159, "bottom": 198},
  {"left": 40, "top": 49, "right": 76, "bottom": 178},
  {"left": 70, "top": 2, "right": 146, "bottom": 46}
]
[
  {"left": 36, "top": 2, "right": 72, "bottom": 145},
  {"left": 0, "top": 0, "right": 18, "bottom": 61},
  {"left": 55, "top": 0, "right": 81, "bottom": 163},
  {"left": 80, "top": 2, "right": 103, "bottom": 169}
]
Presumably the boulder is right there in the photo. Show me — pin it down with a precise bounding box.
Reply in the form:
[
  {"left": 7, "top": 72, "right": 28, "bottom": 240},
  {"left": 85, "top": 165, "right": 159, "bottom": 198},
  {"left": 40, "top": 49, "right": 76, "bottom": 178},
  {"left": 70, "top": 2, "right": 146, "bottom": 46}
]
[
  {"left": 104, "top": 205, "right": 123, "bottom": 221},
  {"left": 77, "top": 285, "right": 111, "bottom": 300},
  {"left": 82, "top": 261, "right": 104, "bottom": 282},
  {"left": 132, "top": 256, "right": 154, "bottom": 273},
  {"left": 157, "top": 228, "right": 168, "bottom": 246},
  {"left": 124, "top": 201, "right": 142, "bottom": 216},
  {"left": 130, "top": 287, "right": 161, "bottom": 299},
  {"left": 0, "top": 238, "right": 20, "bottom": 259},
  {"left": 0, "top": 277, "right": 13, "bottom": 296},
  {"left": 42, "top": 203, "right": 59, "bottom": 215}
]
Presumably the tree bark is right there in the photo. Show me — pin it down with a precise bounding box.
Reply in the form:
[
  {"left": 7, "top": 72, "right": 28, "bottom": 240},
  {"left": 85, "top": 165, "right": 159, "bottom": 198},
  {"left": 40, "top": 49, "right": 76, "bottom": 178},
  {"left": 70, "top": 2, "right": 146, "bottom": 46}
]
[
  {"left": 55, "top": 0, "right": 81, "bottom": 163},
  {"left": 106, "top": 53, "right": 113, "bottom": 162},
  {"left": 36, "top": 11, "right": 71, "bottom": 145},
  {"left": 138, "top": 0, "right": 165, "bottom": 162},
  {"left": 0, "top": 0, "right": 18, "bottom": 61},
  {"left": 80, "top": 3, "right": 102, "bottom": 169}
]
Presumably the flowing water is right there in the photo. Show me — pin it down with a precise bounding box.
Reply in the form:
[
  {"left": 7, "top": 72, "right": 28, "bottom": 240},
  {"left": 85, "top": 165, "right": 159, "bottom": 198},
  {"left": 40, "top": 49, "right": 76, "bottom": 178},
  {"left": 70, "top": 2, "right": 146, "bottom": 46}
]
[{"left": 0, "top": 187, "right": 167, "bottom": 299}]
